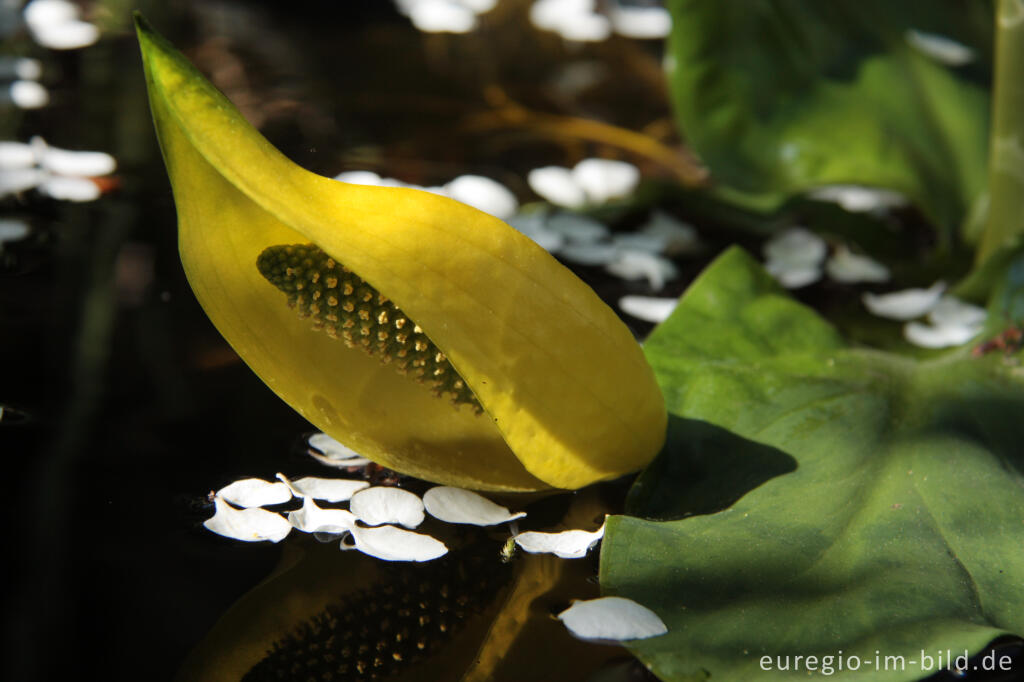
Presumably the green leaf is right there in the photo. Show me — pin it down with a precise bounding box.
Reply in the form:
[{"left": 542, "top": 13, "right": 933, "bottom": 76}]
[
  {"left": 601, "top": 247, "right": 1024, "bottom": 681},
  {"left": 665, "top": 0, "right": 992, "bottom": 234}
]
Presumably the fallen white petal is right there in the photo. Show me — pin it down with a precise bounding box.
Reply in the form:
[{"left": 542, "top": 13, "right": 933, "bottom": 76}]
[
  {"left": 904, "top": 320, "right": 982, "bottom": 349},
  {"left": 765, "top": 261, "right": 822, "bottom": 289},
  {"left": 29, "top": 20, "right": 100, "bottom": 50},
  {"left": 14, "top": 58, "right": 43, "bottom": 81},
  {"left": 928, "top": 296, "right": 987, "bottom": 328},
  {"left": 618, "top": 295, "right": 678, "bottom": 323},
  {"left": 217, "top": 478, "right": 292, "bottom": 508},
  {"left": 763, "top": 227, "right": 827, "bottom": 267},
  {"left": 572, "top": 158, "right": 640, "bottom": 203},
  {"left": 334, "top": 170, "right": 384, "bottom": 185},
  {"left": 445, "top": 174, "right": 518, "bottom": 219},
  {"left": 203, "top": 497, "right": 292, "bottom": 543},
  {"left": 9, "top": 80, "right": 49, "bottom": 109},
  {"left": 527, "top": 166, "right": 587, "bottom": 209},
  {"left": 808, "top": 184, "right": 907, "bottom": 213},
  {"left": 557, "top": 11, "right": 612, "bottom": 41},
  {"left": 23, "top": 0, "right": 79, "bottom": 28},
  {"left": 0, "top": 142, "right": 36, "bottom": 169},
  {"left": 506, "top": 212, "right": 566, "bottom": 252},
  {"left": 638, "top": 210, "right": 700, "bottom": 255},
  {"left": 346, "top": 524, "right": 448, "bottom": 562},
  {"left": 37, "top": 175, "right": 101, "bottom": 202},
  {"left": 529, "top": 0, "right": 595, "bottom": 32},
  {"left": 611, "top": 232, "right": 670, "bottom": 254},
  {"left": 514, "top": 523, "right": 604, "bottom": 559},
  {"left": 288, "top": 496, "right": 357, "bottom": 533},
  {"left": 906, "top": 29, "right": 975, "bottom": 66},
  {"left": 609, "top": 6, "right": 672, "bottom": 39},
  {"left": 307, "top": 432, "right": 373, "bottom": 468},
  {"left": 605, "top": 250, "right": 678, "bottom": 290},
  {"left": 409, "top": 0, "right": 477, "bottom": 33},
  {"left": 285, "top": 476, "right": 369, "bottom": 502},
  {"left": 459, "top": 0, "right": 498, "bottom": 13},
  {"left": 545, "top": 212, "right": 610, "bottom": 243},
  {"left": 863, "top": 281, "right": 946, "bottom": 320},
  {"left": 825, "top": 245, "right": 891, "bottom": 284},
  {"left": 0, "top": 219, "right": 31, "bottom": 244},
  {"left": 558, "top": 242, "right": 619, "bottom": 266},
  {"left": 34, "top": 140, "right": 116, "bottom": 176},
  {"left": 557, "top": 597, "right": 667, "bottom": 641},
  {"left": 350, "top": 487, "right": 425, "bottom": 529},
  {"left": 0, "top": 168, "right": 45, "bottom": 196},
  {"left": 423, "top": 486, "right": 526, "bottom": 526}
]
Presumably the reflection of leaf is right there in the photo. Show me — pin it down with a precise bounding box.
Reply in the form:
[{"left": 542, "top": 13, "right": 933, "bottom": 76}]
[
  {"left": 602, "top": 248, "right": 1024, "bottom": 681},
  {"left": 665, "top": 0, "right": 992, "bottom": 233}
]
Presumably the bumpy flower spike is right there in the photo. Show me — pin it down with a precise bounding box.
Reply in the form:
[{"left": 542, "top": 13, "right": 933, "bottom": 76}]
[{"left": 136, "top": 14, "right": 666, "bottom": 491}]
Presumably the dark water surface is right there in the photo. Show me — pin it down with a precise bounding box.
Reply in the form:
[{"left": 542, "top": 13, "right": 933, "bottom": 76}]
[{"left": 1, "top": 2, "right": 677, "bottom": 680}]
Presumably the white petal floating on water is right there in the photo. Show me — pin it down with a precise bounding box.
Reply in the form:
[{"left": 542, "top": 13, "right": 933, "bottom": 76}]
[
  {"left": 203, "top": 497, "right": 292, "bottom": 543},
  {"left": 445, "top": 174, "right": 518, "bottom": 219},
  {"left": 904, "top": 320, "right": 982, "bottom": 349},
  {"left": 350, "top": 487, "right": 425, "bottom": 529},
  {"left": 15, "top": 58, "right": 43, "bottom": 81},
  {"left": 609, "top": 5, "right": 672, "bottom": 39},
  {"left": 514, "top": 523, "right": 604, "bottom": 559},
  {"left": 807, "top": 184, "right": 907, "bottom": 213},
  {"left": 346, "top": 524, "right": 448, "bottom": 562},
  {"left": 611, "top": 232, "right": 670, "bottom": 254},
  {"left": 527, "top": 166, "right": 587, "bottom": 209},
  {"left": 334, "top": 170, "right": 385, "bottom": 186},
  {"left": 286, "top": 476, "right": 369, "bottom": 503},
  {"left": 288, "top": 496, "right": 357, "bottom": 533},
  {"left": 23, "top": 0, "right": 78, "bottom": 28},
  {"left": 557, "top": 597, "right": 667, "bottom": 641},
  {"left": 9, "top": 80, "right": 49, "bottom": 109},
  {"left": 34, "top": 139, "right": 116, "bottom": 176},
  {"left": 928, "top": 296, "right": 987, "bottom": 328},
  {"left": 0, "top": 219, "right": 30, "bottom": 245},
  {"left": 572, "top": 158, "right": 640, "bottom": 203},
  {"left": 30, "top": 21, "right": 100, "bottom": 50},
  {"left": 557, "top": 11, "right": 612, "bottom": 42},
  {"left": 765, "top": 262, "right": 822, "bottom": 289},
  {"left": 0, "top": 168, "right": 45, "bottom": 197},
  {"left": 605, "top": 250, "right": 678, "bottom": 290},
  {"left": 409, "top": 0, "right": 478, "bottom": 33},
  {"left": 0, "top": 142, "right": 36, "bottom": 169},
  {"left": 545, "top": 212, "right": 610, "bottom": 244},
  {"left": 217, "top": 477, "right": 292, "bottom": 508},
  {"left": 618, "top": 295, "right": 678, "bottom": 324},
  {"left": 763, "top": 227, "right": 827, "bottom": 267},
  {"left": 863, "top": 281, "right": 946, "bottom": 320},
  {"left": 37, "top": 175, "right": 101, "bottom": 202},
  {"left": 459, "top": 0, "right": 498, "bottom": 13},
  {"left": 423, "top": 486, "right": 526, "bottom": 526},
  {"left": 307, "top": 432, "right": 373, "bottom": 468},
  {"left": 639, "top": 211, "right": 699, "bottom": 255},
  {"left": 530, "top": 0, "right": 595, "bottom": 31},
  {"left": 825, "top": 245, "right": 891, "bottom": 284},
  {"left": 558, "top": 242, "right": 619, "bottom": 266},
  {"left": 906, "top": 29, "right": 975, "bottom": 66}
]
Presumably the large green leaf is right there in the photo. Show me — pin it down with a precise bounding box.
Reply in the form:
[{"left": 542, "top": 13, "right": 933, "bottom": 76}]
[
  {"left": 666, "top": 0, "right": 992, "bottom": 233},
  {"left": 601, "top": 248, "right": 1024, "bottom": 681}
]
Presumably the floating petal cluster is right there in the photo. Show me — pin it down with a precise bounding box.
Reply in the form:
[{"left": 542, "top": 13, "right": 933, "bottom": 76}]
[
  {"left": 905, "top": 29, "right": 975, "bottom": 66},
  {"left": 0, "top": 136, "right": 116, "bottom": 202},
  {"left": 762, "top": 228, "right": 890, "bottom": 289},
  {"left": 557, "top": 596, "right": 667, "bottom": 641}
]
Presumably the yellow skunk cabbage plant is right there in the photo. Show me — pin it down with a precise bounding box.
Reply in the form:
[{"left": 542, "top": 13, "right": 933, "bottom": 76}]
[{"left": 135, "top": 15, "right": 665, "bottom": 491}]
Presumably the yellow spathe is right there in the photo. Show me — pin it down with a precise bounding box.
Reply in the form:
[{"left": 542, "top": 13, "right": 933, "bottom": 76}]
[{"left": 136, "top": 15, "right": 666, "bottom": 491}]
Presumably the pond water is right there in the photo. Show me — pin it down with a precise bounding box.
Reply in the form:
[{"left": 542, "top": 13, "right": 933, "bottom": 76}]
[
  {"left": 7, "top": 2, "right": 1022, "bottom": 681},
  {"left": 2, "top": 2, "right": 686, "bottom": 680}
]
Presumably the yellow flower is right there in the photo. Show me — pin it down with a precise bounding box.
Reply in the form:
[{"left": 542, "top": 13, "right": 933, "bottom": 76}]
[{"left": 135, "top": 15, "right": 665, "bottom": 491}]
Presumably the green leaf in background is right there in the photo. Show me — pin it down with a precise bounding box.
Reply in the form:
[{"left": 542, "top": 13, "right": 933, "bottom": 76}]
[
  {"left": 601, "top": 248, "right": 1024, "bottom": 681},
  {"left": 665, "top": 0, "right": 992, "bottom": 236}
]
